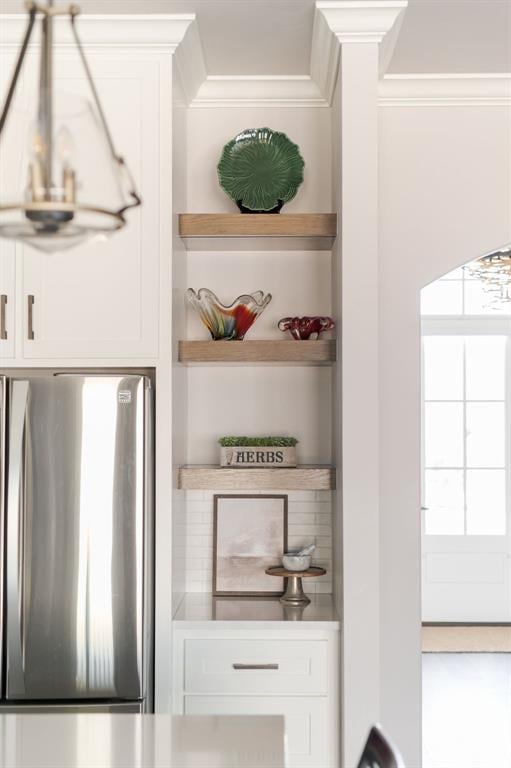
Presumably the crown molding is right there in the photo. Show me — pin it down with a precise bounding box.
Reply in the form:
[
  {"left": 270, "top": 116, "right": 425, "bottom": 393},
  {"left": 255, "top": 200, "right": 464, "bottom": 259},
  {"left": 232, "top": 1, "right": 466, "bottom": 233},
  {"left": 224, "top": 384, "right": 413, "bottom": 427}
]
[
  {"left": 315, "top": 1, "right": 408, "bottom": 43},
  {"left": 379, "top": 74, "right": 511, "bottom": 107},
  {"left": 311, "top": 1, "right": 408, "bottom": 105},
  {"left": 190, "top": 76, "right": 327, "bottom": 108},
  {"left": 173, "top": 17, "right": 206, "bottom": 102},
  {"left": 0, "top": 14, "right": 195, "bottom": 52}
]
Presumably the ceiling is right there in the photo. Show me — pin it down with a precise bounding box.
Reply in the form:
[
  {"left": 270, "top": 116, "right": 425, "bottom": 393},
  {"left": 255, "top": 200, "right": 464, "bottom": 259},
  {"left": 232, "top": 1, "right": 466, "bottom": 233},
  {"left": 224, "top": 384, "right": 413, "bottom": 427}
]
[{"left": 1, "top": 0, "right": 510, "bottom": 74}]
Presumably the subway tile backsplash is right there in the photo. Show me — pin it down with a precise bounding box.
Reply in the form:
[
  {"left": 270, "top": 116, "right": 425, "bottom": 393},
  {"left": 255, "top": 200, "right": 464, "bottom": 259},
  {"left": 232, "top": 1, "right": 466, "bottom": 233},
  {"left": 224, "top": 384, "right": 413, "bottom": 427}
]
[{"left": 176, "top": 490, "right": 333, "bottom": 595}]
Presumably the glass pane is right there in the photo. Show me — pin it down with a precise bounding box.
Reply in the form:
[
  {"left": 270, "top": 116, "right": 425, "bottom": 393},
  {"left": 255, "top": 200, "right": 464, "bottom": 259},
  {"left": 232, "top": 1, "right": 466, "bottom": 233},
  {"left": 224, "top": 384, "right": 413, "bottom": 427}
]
[
  {"left": 465, "top": 336, "right": 506, "bottom": 400},
  {"left": 466, "top": 403, "right": 505, "bottom": 468},
  {"left": 424, "top": 337, "right": 463, "bottom": 400},
  {"left": 421, "top": 280, "right": 463, "bottom": 315},
  {"left": 464, "top": 280, "right": 511, "bottom": 316},
  {"left": 443, "top": 268, "right": 465, "bottom": 280},
  {"left": 425, "top": 403, "right": 464, "bottom": 467},
  {"left": 466, "top": 469, "right": 506, "bottom": 535},
  {"left": 425, "top": 469, "right": 464, "bottom": 535}
]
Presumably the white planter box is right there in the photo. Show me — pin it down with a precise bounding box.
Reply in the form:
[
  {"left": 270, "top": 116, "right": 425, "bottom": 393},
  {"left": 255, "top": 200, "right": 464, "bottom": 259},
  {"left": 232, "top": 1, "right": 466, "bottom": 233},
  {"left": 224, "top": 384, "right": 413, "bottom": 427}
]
[{"left": 220, "top": 446, "right": 297, "bottom": 468}]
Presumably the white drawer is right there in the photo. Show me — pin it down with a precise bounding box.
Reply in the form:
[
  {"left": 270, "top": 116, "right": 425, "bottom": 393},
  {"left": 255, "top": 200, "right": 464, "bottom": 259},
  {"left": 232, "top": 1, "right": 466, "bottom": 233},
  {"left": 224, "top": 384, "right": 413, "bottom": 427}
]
[
  {"left": 184, "top": 695, "right": 333, "bottom": 768},
  {"left": 184, "top": 639, "right": 328, "bottom": 695}
]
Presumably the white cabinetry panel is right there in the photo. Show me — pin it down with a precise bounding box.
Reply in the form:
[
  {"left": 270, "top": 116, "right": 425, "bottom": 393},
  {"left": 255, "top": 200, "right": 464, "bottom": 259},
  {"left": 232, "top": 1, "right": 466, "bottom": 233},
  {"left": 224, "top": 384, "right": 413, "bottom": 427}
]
[
  {"left": 0, "top": 50, "right": 19, "bottom": 362},
  {"left": 0, "top": 245, "right": 15, "bottom": 361},
  {"left": 185, "top": 695, "right": 331, "bottom": 768},
  {"left": 185, "top": 638, "right": 328, "bottom": 695},
  {"left": 21, "top": 56, "right": 159, "bottom": 359}
]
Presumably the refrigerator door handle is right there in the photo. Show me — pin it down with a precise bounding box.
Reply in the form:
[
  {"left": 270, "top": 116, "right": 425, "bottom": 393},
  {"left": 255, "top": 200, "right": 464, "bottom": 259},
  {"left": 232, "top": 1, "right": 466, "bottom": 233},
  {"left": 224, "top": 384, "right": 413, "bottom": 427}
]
[
  {"left": 0, "top": 376, "right": 7, "bottom": 697},
  {"left": 6, "top": 380, "right": 29, "bottom": 696}
]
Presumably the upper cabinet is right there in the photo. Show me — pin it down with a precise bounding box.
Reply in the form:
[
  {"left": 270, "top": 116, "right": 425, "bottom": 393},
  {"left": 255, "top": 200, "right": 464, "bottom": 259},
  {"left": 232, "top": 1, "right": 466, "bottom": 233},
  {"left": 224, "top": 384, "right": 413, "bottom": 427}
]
[
  {"left": 0, "top": 50, "right": 18, "bottom": 363},
  {"left": 21, "top": 55, "right": 160, "bottom": 360},
  {"left": 0, "top": 33, "right": 169, "bottom": 362},
  {"left": 0, "top": 243, "right": 15, "bottom": 362}
]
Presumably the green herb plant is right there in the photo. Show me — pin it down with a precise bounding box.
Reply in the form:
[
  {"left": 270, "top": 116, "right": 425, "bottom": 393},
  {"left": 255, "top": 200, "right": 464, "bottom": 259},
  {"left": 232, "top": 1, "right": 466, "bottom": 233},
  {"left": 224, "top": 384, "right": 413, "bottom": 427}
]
[{"left": 218, "top": 436, "right": 298, "bottom": 448}]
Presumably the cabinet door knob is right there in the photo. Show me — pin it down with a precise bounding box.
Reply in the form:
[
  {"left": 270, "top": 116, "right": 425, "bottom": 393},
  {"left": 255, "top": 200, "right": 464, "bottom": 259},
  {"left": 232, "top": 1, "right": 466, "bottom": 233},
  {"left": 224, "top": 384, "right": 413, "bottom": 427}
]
[
  {"left": 27, "top": 295, "right": 35, "bottom": 340},
  {"left": 0, "top": 295, "right": 7, "bottom": 340},
  {"left": 232, "top": 663, "right": 279, "bottom": 671}
]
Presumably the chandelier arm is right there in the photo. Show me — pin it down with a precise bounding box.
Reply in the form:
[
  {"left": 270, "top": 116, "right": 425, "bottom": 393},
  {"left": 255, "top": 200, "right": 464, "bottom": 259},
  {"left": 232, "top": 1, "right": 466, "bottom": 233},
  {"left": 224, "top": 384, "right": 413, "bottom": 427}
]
[
  {"left": 69, "top": 12, "right": 141, "bottom": 211},
  {"left": 117, "top": 158, "right": 142, "bottom": 214},
  {"left": 0, "top": 6, "right": 37, "bottom": 135},
  {"left": 69, "top": 12, "right": 120, "bottom": 162}
]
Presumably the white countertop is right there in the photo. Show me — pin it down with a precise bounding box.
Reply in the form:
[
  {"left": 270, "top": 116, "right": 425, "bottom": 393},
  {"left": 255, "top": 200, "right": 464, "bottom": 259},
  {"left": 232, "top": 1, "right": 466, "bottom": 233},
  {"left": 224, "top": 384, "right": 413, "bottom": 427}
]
[
  {"left": 0, "top": 714, "right": 285, "bottom": 768},
  {"left": 173, "top": 593, "right": 340, "bottom": 629}
]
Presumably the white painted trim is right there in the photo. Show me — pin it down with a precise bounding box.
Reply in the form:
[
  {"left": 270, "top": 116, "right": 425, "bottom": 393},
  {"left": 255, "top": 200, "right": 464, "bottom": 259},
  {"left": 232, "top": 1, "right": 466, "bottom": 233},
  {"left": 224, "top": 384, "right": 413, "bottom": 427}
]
[
  {"left": 310, "top": 8, "right": 341, "bottom": 109},
  {"left": 190, "top": 75, "right": 327, "bottom": 108},
  {"left": 0, "top": 14, "right": 195, "bottom": 52},
  {"left": 316, "top": 1, "right": 408, "bottom": 43},
  {"left": 311, "top": 0, "right": 408, "bottom": 106},
  {"left": 379, "top": 74, "right": 511, "bottom": 106},
  {"left": 173, "top": 17, "right": 207, "bottom": 102}
]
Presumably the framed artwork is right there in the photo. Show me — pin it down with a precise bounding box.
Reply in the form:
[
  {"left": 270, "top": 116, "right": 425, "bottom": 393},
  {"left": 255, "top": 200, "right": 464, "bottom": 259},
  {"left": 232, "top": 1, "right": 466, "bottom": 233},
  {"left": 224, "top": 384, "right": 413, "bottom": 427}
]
[{"left": 213, "top": 494, "right": 288, "bottom": 597}]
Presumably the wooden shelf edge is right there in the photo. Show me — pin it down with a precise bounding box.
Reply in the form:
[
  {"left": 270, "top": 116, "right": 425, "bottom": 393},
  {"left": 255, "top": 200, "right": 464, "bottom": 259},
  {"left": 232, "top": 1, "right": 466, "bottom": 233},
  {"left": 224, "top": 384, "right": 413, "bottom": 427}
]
[
  {"left": 178, "top": 465, "right": 336, "bottom": 491},
  {"left": 178, "top": 339, "right": 336, "bottom": 365},
  {"left": 179, "top": 213, "right": 337, "bottom": 239}
]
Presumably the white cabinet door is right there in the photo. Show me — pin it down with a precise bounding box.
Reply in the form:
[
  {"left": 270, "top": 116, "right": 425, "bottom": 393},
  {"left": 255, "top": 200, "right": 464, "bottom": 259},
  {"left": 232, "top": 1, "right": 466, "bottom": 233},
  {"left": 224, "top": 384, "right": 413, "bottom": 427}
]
[
  {"left": 185, "top": 695, "right": 333, "bottom": 768},
  {"left": 21, "top": 55, "right": 160, "bottom": 359},
  {"left": 0, "top": 244, "right": 15, "bottom": 362},
  {"left": 0, "top": 49, "right": 21, "bottom": 363}
]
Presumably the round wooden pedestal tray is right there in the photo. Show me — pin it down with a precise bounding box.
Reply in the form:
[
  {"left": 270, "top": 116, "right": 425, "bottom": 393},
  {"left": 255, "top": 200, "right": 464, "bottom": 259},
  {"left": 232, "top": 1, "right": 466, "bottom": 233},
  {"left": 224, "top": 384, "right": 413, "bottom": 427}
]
[{"left": 265, "top": 566, "right": 326, "bottom": 606}]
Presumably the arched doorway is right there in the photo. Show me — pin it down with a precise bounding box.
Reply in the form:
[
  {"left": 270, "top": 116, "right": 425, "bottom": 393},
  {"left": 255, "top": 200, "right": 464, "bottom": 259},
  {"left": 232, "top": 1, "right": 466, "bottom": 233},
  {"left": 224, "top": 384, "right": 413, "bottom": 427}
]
[
  {"left": 420, "top": 256, "right": 511, "bottom": 766},
  {"left": 421, "top": 261, "right": 511, "bottom": 622}
]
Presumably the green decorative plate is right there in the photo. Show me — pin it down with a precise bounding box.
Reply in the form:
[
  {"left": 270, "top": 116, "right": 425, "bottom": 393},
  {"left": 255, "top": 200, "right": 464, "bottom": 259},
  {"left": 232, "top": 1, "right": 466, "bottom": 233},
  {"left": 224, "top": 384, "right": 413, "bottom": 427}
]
[{"left": 217, "top": 127, "right": 305, "bottom": 213}]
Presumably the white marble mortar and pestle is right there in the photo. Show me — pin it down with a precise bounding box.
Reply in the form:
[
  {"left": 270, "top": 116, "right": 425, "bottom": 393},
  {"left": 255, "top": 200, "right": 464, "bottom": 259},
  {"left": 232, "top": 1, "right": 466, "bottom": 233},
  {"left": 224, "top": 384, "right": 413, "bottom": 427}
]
[{"left": 282, "top": 543, "right": 315, "bottom": 572}]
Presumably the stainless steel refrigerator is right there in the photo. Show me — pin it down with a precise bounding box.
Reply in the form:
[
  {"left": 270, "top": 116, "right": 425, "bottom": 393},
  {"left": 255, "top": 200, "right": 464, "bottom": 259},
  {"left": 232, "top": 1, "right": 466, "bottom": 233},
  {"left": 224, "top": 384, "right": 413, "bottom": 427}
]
[{"left": 0, "top": 373, "right": 153, "bottom": 712}]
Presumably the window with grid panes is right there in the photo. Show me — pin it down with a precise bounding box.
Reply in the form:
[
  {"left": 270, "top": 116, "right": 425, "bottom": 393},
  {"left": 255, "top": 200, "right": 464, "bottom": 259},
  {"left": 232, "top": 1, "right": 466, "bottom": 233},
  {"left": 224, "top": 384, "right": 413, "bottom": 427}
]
[{"left": 421, "top": 267, "right": 511, "bottom": 536}]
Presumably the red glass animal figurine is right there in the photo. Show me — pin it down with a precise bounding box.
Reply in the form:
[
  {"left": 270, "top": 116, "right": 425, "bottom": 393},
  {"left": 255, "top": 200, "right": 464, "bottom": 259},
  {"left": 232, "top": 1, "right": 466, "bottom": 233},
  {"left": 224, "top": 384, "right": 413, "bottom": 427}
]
[{"left": 278, "top": 316, "right": 335, "bottom": 340}]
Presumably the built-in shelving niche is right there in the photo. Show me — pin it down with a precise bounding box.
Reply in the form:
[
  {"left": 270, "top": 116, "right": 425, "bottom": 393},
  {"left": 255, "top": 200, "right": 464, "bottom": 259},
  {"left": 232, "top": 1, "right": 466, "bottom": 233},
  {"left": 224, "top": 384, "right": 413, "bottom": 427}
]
[{"left": 175, "top": 207, "right": 336, "bottom": 598}]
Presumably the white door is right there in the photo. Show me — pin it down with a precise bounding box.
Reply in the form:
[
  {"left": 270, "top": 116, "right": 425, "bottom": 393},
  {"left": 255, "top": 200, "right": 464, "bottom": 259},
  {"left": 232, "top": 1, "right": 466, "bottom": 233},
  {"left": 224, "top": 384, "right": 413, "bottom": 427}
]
[
  {"left": 20, "top": 52, "right": 160, "bottom": 359},
  {"left": 0, "top": 245, "right": 15, "bottom": 362},
  {"left": 421, "top": 270, "right": 511, "bottom": 622},
  {"left": 0, "top": 49, "right": 21, "bottom": 362}
]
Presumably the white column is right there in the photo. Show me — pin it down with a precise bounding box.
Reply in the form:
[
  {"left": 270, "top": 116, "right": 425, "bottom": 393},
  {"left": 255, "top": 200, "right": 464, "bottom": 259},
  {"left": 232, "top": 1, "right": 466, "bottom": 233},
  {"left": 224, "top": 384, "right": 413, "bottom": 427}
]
[{"left": 316, "top": 3, "right": 409, "bottom": 766}]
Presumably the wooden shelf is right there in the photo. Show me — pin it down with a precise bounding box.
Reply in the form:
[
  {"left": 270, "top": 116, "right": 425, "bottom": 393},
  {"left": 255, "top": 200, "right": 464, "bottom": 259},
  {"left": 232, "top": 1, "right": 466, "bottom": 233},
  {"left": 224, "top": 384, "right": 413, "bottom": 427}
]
[
  {"left": 178, "top": 465, "right": 336, "bottom": 491},
  {"left": 178, "top": 340, "right": 336, "bottom": 365},
  {"left": 179, "top": 213, "right": 337, "bottom": 251}
]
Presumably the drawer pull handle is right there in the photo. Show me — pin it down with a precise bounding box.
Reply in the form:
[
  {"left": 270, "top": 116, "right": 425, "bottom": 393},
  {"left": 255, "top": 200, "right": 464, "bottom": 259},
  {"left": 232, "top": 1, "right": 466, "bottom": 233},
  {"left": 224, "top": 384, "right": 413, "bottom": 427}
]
[
  {"left": 27, "top": 295, "right": 34, "bottom": 340},
  {"left": 232, "top": 663, "right": 279, "bottom": 671},
  {"left": 0, "top": 295, "right": 7, "bottom": 340}
]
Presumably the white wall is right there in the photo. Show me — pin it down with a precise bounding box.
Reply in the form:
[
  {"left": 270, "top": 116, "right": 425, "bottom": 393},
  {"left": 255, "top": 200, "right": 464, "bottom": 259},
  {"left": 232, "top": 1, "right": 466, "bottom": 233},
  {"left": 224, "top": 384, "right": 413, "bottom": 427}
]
[
  {"left": 186, "top": 106, "right": 332, "bottom": 213},
  {"left": 378, "top": 101, "right": 511, "bottom": 763}
]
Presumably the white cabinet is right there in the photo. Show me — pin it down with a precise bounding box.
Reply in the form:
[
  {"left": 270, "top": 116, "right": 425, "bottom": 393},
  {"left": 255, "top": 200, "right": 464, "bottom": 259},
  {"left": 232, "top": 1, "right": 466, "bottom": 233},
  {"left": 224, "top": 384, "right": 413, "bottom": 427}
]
[
  {"left": 185, "top": 696, "right": 329, "bottom": 768},
  {"left": 173, "top": 627, "right": 340, "bottom": 768},
  {"left": 0, "top": 49, "right": 18, "bottom": 363},
  {"left": 184, "top": 638, "right": 328, "bottom": 695},
  {"left": 0, "top": 243, "right": 15, "bottom": 361},
  {"left": 21, "top": 55, "right": 160, "bottom": 360},
  {"left": 0, "top": 49, "right": 161, "bottom": 361}
]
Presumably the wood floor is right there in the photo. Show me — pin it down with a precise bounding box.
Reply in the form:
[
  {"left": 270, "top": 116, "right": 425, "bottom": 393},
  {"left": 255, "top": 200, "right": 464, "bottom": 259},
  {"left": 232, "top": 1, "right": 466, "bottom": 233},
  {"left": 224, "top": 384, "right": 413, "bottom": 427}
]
[
  {"left": 423, "top": 625, "right": 511, "bottom": 652},
  {"left": 423, "top": 653, "right": 511, "bottom": 768}
]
